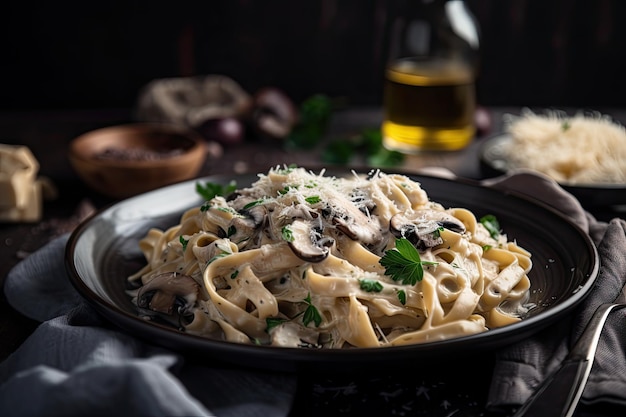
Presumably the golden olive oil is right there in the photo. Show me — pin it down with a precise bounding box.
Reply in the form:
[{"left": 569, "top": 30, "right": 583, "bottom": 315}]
[{"left": 382, "top": 58, "right": 476, "bottom": 152}]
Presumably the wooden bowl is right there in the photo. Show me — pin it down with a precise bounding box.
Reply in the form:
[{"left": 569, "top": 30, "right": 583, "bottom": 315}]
[{"left": 68, "top": 123, "right": 206, "bottom": 199}]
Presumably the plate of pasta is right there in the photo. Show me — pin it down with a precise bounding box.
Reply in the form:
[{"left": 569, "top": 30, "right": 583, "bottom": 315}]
[
  {"left": 479, "top": 110, "right": 626, "bottom": 207},
  {"left": 66, "top": 166, "right": 598, "bottom": 371}
]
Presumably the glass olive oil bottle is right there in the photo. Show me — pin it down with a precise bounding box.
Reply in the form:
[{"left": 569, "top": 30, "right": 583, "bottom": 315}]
[{"left": 383, "top": 0, "right": 480, "bottom": 152}]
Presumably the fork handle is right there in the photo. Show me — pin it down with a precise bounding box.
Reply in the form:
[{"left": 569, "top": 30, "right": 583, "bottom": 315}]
[
  {"left": 513, "top": 303, "right": 626, "bottom": 417},
  {"left": 512, "top": 358, "right": 589, "bottom": 417}
]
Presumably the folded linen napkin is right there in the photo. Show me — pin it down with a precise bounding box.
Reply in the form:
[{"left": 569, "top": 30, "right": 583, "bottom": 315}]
[
  {"left": 483, "top": 171, "right": 626, "bottom": 414},
  {"left": 1, "top": 236, "right": 296, "bottom": 417},
  {"left": 1, "top": 170, "right": 625, "bottom": 416}
]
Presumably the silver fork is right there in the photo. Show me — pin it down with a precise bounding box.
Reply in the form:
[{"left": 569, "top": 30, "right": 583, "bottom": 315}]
[{"left": 513, "top": 302, "right": 626, "bottom": 417}]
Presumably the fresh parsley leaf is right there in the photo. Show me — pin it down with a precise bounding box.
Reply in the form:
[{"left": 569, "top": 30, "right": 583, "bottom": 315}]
[
  {"left": 361, "top": 128, "right": 405, "bottom": 168},
  {"left": 207, "top": 253, "right": 229, "bottom": 265},
  {"left": 360, "top": 128, "right": 384, "bottom": 155},
  {"left": 305, "top": 195, "right": 321, "bottom": 204},
  {"left": 379, "top": 238, "right": 438, "bottom": 285},
  {"left": 367, "top": 147, "right": 405, "bottom": 168},
  {"left": 179, "top": 235, "right": 189, "bottom": 251},
  {"left": 321, "top": 128, "right": 405, "bottom": 168},
  {"left": 243, "top": 199, "right": 264, "bottom": 210},
  {"left": 480, "top": 214, "right": 501, "bottom": 239},
  {"left": 561, "top": 120, "right": 571, "bottom": 131},
  {"left": 216, "top": 207, "right": 238, "bottom": 215},
  {"left": 230, "top": 269, "right": 239, "bottom": 279},
  {"left": 281, "top": 225, "right": 294, "bottom": 242},
  {"left": 396, "top": 289, "right": 407, "bottom": 305},
  {"left": 303, "top": 305, "right": 322, "bottom": 327},
  {"left": 321, "top": 139, "right": 355, "bottom": 164},
  {"left": 196, "top": 180, "right": 237, "bottom": 201},
  {"left": 302, "top": 293, "right": 322, "bottom": 327},
  {"left": 359, "top": 279, "right": 383, "bottom": 292},
  {"left": 266, "top": 317, "right": 287, "bottom": 331},
  {"left": 287, "top": 95, "right": 333, "bottom": 149},
  {"left": 278, "top": 186, "right": 292, "bottom": 195}
]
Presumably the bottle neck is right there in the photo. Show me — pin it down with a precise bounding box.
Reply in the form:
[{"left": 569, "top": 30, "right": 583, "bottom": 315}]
[{"left": 386, "top": 0, "right": 480, "bottom": 73}]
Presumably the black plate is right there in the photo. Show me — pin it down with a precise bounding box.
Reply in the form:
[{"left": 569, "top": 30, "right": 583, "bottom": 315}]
[
  {"left": 480, "top": 133, "right": 626, "bottom": 207},
  {"left": 66, "top": 172, "right": 599, "bottom": 372}
]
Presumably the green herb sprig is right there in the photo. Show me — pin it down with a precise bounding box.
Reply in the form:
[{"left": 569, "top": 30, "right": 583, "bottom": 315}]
[
  {"left": 379, "top": 238, "right": 438, "bottom": 285},
  {"left": 281, "top": 225, "right": 294, "bottom": 242},
  {"left": 196, "top": 180, "right": 237, "bottom": 201},
  {"left": 322, "top": 128, "right": 404, "bottom": 168},
  {"left": 302, "top": 292, "right": 322, "bottom": 327},
  {"left": 179, "top": 235, "right": 189, "bottom": 251},
  {"left": 284, "top": 94, "right": 404, "bottom": 168},
  {"left": 265, "top": 293, "right": 323, "bottom": 332},
  {"left": 359, "top": 278, "right": 383, "bottom": 293},
  {"left": 305, "top": 195, "right": 321, "bottom": 205},
  {"left": 396, "top": 289, "right": 407, "bottom": 305},
  {"left": 266, "top": 317, "right": 287, "bottom": 331},
  {"left": 561, "top": 119, "right": 571, "bottom": 131},
  {"left": 287, "top": 95, "right": 334, "bottom": 149},
  {"left": 480, "top": 214, "right": 501, "bottom": 239}
]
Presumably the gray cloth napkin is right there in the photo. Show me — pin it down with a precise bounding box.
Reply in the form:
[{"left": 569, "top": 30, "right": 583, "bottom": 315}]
[
  {"left": 482, "top": 171, "right": 626, "bottom": 413},
  {"left": 1, "top": 235, "right": 296, "bottom": 417}
]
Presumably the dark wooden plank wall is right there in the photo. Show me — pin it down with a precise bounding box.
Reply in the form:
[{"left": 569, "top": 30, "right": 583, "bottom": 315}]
[{"left": 3, "top": 0, "right": 625, "bottom": 110}]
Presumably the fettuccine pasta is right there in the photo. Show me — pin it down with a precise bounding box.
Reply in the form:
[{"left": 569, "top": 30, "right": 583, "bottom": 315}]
[{"left": 128, "top": 166, "right": 532, "bottom": 348}]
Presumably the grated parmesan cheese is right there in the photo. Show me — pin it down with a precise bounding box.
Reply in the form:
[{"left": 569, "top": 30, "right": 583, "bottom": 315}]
[{"left": 502, "top": 109, "right": 626, "bottom": 185}]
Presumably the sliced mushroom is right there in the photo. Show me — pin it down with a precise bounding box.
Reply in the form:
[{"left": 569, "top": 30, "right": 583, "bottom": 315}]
[
  {"left": 222, "top": 216, "right": 252, "bottom": 244},
  {"left": 390, "top": 210, "right": 466, "bottom": 251},
  {"left": 425, "top": 210, "right": 466, "bottom": 234},
  {"left": 287, "top": 219, "right": 334, "bottom": 262},
  {"left": 229, "top": 195, "right": 270, "bottom": 224},
  {"left": 390, "top": 214, "right": 443, "bottom": 251},
  {"left": 411, "top": 210, "right": 466, "bottom": 233},
  {"left": 246, "top": 204, "right": 268, "bottom": 225},
  {"left": 137, "top": 273, "right": 200, "bottom": 322},
  {"left": 324, "top": 192, "right": 383, "bottom": 246},
  {"left": 225, "top": 210, "right": 267, "bottom": 249},
  {"left": 214, "top": 200, "right": 269, "bottom": 250}
]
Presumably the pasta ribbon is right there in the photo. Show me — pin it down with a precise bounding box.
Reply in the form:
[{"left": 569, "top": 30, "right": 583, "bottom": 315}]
[{"left": 128, "top": 167, "right": 533, "bottom": 348}]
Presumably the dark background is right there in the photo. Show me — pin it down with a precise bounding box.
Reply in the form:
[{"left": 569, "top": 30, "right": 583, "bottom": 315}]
[{"left": 3, "top": 0, "right": 626, "bottom": 111}]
